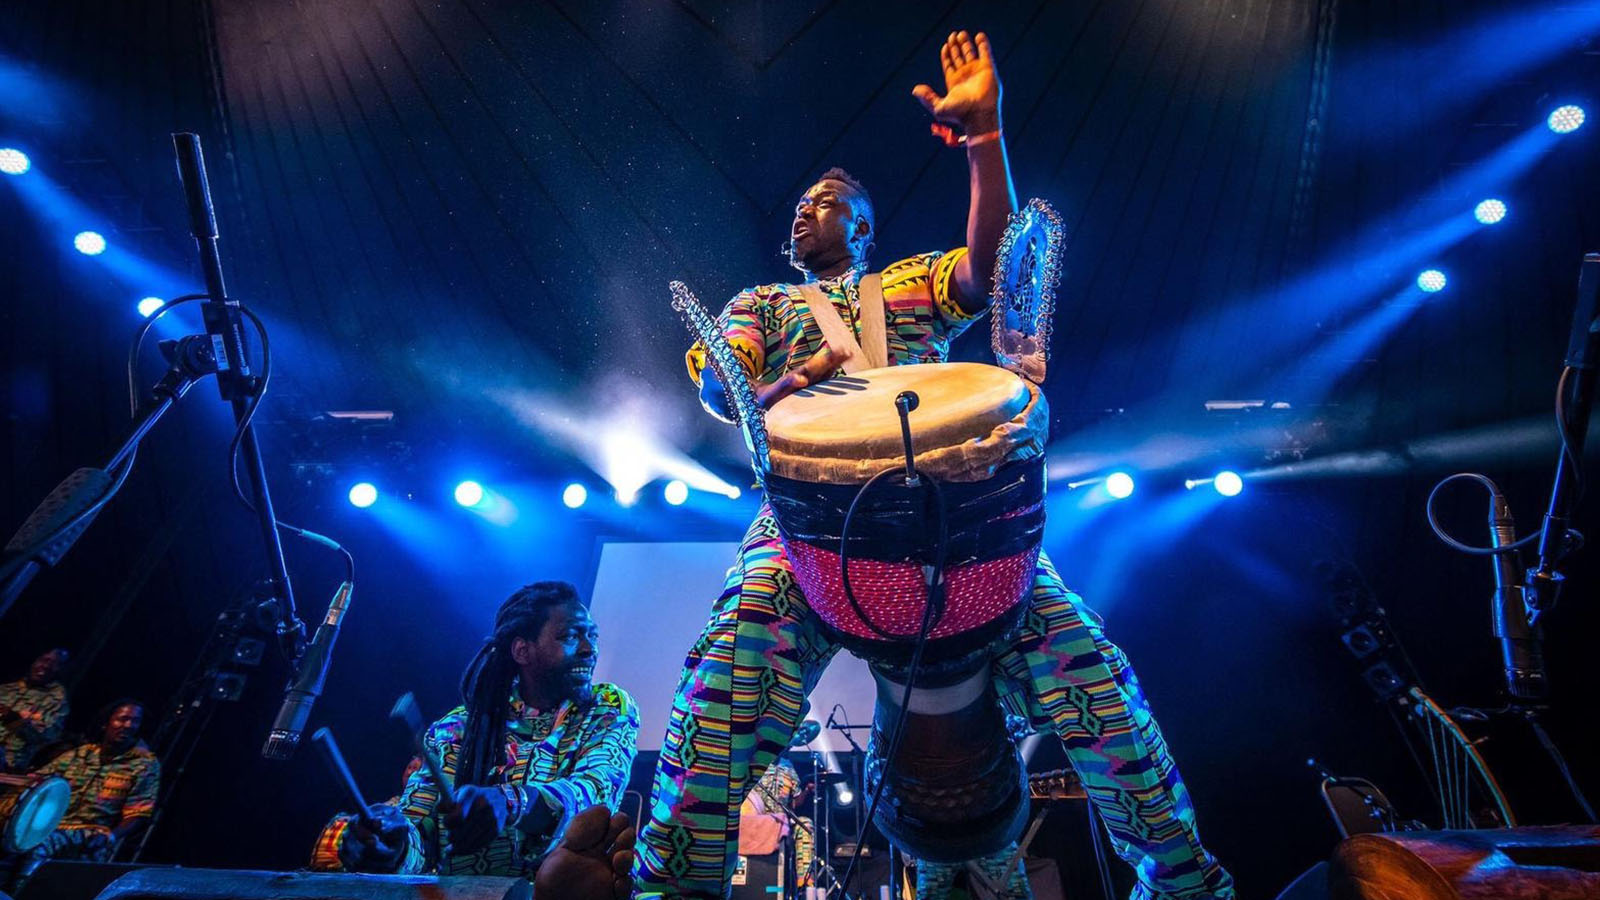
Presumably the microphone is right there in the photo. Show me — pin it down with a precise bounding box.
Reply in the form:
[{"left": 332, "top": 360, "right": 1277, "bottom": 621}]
[
  {"left": 1488, "top": 492, "right": 1546, "bottom": 700},
  {"left": 895, "top": 391, "right": 920, "bottom": 487},
  {"left": 263, "top": 580, "right": 353, "bottom": 759}
]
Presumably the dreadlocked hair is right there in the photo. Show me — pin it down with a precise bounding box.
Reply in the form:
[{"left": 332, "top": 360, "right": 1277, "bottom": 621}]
[{"left": 456, "top": 581, "right": 583, "bottom": 787}]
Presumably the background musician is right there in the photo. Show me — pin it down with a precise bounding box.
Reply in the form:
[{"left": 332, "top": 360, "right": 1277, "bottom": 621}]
[{"left": 332, "top": 582, "right": 639, "bottom": 880}]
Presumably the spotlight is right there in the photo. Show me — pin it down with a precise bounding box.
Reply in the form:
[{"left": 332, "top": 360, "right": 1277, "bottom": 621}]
[
  {"left": 562, "top": 483, "right": 588, "bottom": 509},
  {"left": 1214, "top": 471, "right": 1244, "bottom": 497},
  {"left": 1547, "top": 104, "right": 1586, "bottom": 134},
  {"left": 1416, "top": 269, "right": 1447, "bottom": 293},
  {"left": 73, "top": 231, "right": 107, "bottom": 256},
  {"left": 727, "top": 486, "right": 742, "bottom": 500},
  {"left": 1105, "top": 471, "right": 1135, "bottom": 500},
  {"left": 454, "top": 480, "right": 485, "bottom": 507},
  {"left": 1473, "top": 199, "right": 1507, "bottom": 225},
  {"left": 348, "top": 482, "right": 378, "bottom": 508},
  {"left": 615, "top": 488, "right": 640, "bottom": 508},
  {"left": 664, "top": 480, "right": 689, "bottom": 506},
  {"left": 0, "top": 148, "right": 30, "bottom": 175},
  {"left": 834, "top": 785, "right": 855, "bottom": 807},
  {"left": 137, "top": 297, "right": 164, "bottom": 317}
]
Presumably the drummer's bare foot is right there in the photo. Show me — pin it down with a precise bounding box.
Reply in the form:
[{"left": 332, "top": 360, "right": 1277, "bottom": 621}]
[{"left": 534, "top": 805, "right": 634, "bottom": 900}]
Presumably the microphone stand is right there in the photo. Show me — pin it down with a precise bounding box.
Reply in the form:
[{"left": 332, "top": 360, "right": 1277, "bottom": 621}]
[
  {"left": 172, "top": 133, "right": 303, "bottom": 657},
  {"left": 0, "top": 134, "right": 307, "bottom": 709},
  {"left": 1515, "top": 253, "right": 1600, "bottom": 822}
]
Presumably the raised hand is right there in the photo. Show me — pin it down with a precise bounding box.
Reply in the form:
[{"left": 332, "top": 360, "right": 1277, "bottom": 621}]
[{"left": 912, "top": 31, "right": 1002, "bottom": 134}]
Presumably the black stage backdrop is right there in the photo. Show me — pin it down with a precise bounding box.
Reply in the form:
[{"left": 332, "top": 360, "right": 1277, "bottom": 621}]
[{"left": 2, "top": 1, "right": 1597, "bottom": 896}]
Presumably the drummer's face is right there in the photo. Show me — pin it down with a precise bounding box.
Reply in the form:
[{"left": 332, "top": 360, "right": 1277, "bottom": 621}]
[
  {"left": 790, "top": 179, "right": 869, "bottom": 275},
  {"left": 26, "top": 650, "right": 65, "bottom": 687},
  {"left": 103, "top": 704, "right": 143, "bottom": 753}
]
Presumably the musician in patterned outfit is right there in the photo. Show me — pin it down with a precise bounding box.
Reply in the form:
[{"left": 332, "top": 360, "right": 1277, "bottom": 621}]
[
  {"left": 634, "top": 31, "right": 1233, "bottom": 900},
  {"left": 335, "top": 582, "right": 639, "bottom": 880},
  {"left": 0, "top": 648, "right": 70, "bottom": 773},
  {"left": 5, "top": 699, "right": 158, "bottom": 884}
]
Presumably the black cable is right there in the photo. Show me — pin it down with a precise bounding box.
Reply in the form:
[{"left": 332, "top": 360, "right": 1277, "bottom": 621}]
[
  {"left": 126, "top": 294, "right": 210, "bottom": 416},
  {"left": 840, "top": 468, "right": 941, "bottom": 640},
  {"left": 221, "top": 306, "right": 355, "bottom": 587},
  {"left": 132, "top": 299, "right": 352, "bottom": 638},
  {"left": 1555, "top": 366, "right": 1585, "bottom": 501},
  {"left": 1424, "top": 473, "right": 1544, "bottom": 555},
  {"left": 835, "top": 475, "right": 948, "bottom": 900}
]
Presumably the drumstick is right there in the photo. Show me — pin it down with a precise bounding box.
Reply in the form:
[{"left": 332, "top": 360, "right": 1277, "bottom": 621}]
[
  {"left": 389, "top": 692, "right": 456, "bottom": 811},
  {"left": 310, "top": 727, "right": 379, "bottom": 831}
]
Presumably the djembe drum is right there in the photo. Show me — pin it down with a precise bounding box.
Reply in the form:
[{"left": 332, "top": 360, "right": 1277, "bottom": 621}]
[
  {"left": 764, "top": 362, "right": 1049, "bottom": 862},
  {"left": 0, "top": 772, "right": 71, "bottom": 853},
  {"left": 671, "top": 199, "right": 1065, "bottom": 867}
]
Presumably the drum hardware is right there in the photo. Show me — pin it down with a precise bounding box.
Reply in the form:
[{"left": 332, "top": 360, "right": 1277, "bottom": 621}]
[{"left": 0, "top": 772, "right": 71, "bottom": 854}]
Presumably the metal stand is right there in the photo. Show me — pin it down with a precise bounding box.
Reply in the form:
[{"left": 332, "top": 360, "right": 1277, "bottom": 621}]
[{"left": 0, "top": 135, "right": 302, "bottom": 657}]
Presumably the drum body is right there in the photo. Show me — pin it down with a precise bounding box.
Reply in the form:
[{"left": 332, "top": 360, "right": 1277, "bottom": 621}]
[
  {"left": 763, "top": 362, "right": 1049, "bottom": 864},
  {"left": 0, "top": 773, "right": 71, "bottom": 853},
  {"left": 764, "top": 362, "right": 1049, "bottom": 675}
]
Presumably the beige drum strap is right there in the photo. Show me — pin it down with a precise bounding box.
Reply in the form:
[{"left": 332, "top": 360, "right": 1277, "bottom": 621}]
[{"left": 795, "top": 274, "right": 888, "bottom": 373}]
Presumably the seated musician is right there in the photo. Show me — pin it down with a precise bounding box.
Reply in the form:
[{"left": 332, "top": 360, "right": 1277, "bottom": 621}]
[
  {"left": 0, "top": 649, "right": 71, "bottom": 773},
  {"left": 335, "top": 582, "right": 639, "bottom": 880},
  {"left": 12, "top": 699, "right": 158, "bottom": 874}
]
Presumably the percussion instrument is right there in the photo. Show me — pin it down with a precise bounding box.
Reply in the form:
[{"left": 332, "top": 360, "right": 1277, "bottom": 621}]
[
  {"left": 763, "top": 363, "right": 1049, "bottom": 865},
  {"left": 764, "top": 362, "right": 1048, "bottom": 671},
  {"left": 0, "top": 771, "right": 71, "bottom": 853}
]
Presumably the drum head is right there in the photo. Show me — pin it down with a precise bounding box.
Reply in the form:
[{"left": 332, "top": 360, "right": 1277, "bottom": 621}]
[
  {"left": 4, "top": 775, "right": 70, "bottom": 852},
  {"left": 765, "top": 363, "right": 1043, "bottom": 483}
]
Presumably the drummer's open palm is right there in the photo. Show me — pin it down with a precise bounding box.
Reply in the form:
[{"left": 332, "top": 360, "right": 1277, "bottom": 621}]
[
  {"left": 757, "top": 346, "right": 850, "bottom": 409},
  {"left": 913, "top": 31, "right": 1001, "bottom": 130}
]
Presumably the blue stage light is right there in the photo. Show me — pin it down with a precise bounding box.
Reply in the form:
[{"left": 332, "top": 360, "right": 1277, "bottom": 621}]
[
  {"left": 136, "top": 297, "right": 165, "bottom": 317},
  {"left": 0, "top": 148, "right": 29, "bottom": 175},
  {"left": 664, "top": 480, "right": 689, "bottom": 506},
  {"left": 454, "top": 480, "right": 485, "bottom": 508},
  {"left": 562, "top": 483, "right": 588, "bottom": 509},
  {"left": 1547, "top": 105, "right": 1586, "bottom": 134},
  {"left": 73, "top": 231, "right": 106, "bottom": 256},
  {"left": 1417, "top": 269, "right": 1448, "bottom": 293},
  {"left": 348, "top": 482, "right": 378, "bottom": 508},
  {"left": 1105, "top": 472, "right": 1135, "bottom": 500},
  {"left": 1473, "top": 199, "right": 1507, "bottom": 225},
  {"left": 1214, "top": 471, "right": 1244, "bottom": 497}
]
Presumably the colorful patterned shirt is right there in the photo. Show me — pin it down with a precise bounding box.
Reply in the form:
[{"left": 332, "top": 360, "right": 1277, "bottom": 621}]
[
  {"left": 686, "top": 249, "right": 979, "bottom": 387},
  {"left": 0, "top": 679, "right": 69, "bottom": 772},
  {"left": 32, "top": 741, "right": 160, "bottom": 830},
  {"left": 389, "top": 682, "right": 638, "bottom": 877}
]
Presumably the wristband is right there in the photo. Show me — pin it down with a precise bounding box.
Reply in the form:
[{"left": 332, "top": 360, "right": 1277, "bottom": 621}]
[
  {"left": 929, "top": 123, "right": 1004, "bottom": 148},
  {"left": 964, "top": 129, "right": 1002, "bottom": 148}
]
